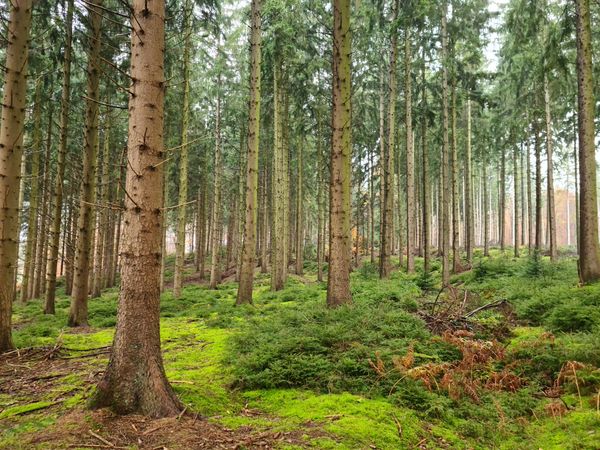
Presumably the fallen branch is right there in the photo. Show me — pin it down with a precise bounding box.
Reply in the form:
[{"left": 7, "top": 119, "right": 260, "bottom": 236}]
[
  {"left": 464, "top": 299, "right": 508, "bottom": 318},
  {"left": 88, "top": 429, "right": 115, "bottom": 448}
]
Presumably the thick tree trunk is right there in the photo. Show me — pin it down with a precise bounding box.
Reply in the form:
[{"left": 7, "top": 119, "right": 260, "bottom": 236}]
[
  {"left": 0, "top": 0, "right": 33, "bottom": 352},
  {"left": 405, "top": 29, "right": 415, "bottom": 273},
  {"left": 380, "top": 0, "right": 398, "bottom": 279},
  {"left": 69, "top": 0, "right": 103, "bottom": 327},
  {"left": 21, "top": 78, "right": 43, "bottom": 303},
  {"left": 543, "top": 76, "right": 557, "bottom": 262},
  {"left": 575, "top": 0, "right": 600, "bottom": 282},
  {"left": 173, "top": 0, "right": 192, "bottom": 297},
  {"left": 327, "top": 0, "right": 352, "bottom": 307},
  {"left": 237, "top": 0, "right": 261, "bottom": 302},
  {"left": 92, "top": 0, "right": 181, "bottom": 417}
]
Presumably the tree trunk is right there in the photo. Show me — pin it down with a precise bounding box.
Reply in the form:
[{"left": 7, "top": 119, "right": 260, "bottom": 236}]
[
  {"left": 499, "top": 147, "right": 506, "bottom": 251},
  {"left": 327, "top": 0, "right": 352, "bottom": 307},
  {"left": 0, "top": 0, "right": 33, "bottom": 352},
  {"left": 514, "top": 143, "right": 520, "bottom": 257},
  {"left": 316, "top": 111, "right": 325, "bottom": 281},
  {"left": 209, "top": 75, "right": 223, "bottom": 289},
  {"left": 92, "top": 0, "right": 181, "bottom": 417},
  {"left": 441, "top": 3, "right": 450, "bottom": 284},
  {"left": 451, "top": 79, "right": 459, "bottom": 272},
  {"left": 69, "top": 0, "right": 103, "bottom": 327},
  {"left": 405, "top": 28, "right": 415, "bottom": 273},
  {"left": 295, "top": 138, "right": 304, "bottom": 275},
  {"left": 380, "top": 0, "right": 398, "bottom": 279},
  {"left": 237, "top": 0, "right": 262, "bottom": 302},
  {"left": 46, "top": 0, "right": 74, "bottom": 313},
  {"left": 173, "top": 0, "right": 192, "bottom": 298},
  {"left": 421, "top": 57, "right": 429, "bottom": 273},
  {"left": 483, "top": 157, "right": 489, "bottom": 257},
  {"left": 21, "top": 78, "right": 43, "bottom": 303},
  {"left": 271, "top": 61, "right": 287, "bottom": 291},
  {"left": 534, "top": 122, "right": 542, "bottom": 252},
  {"left": 575, "top": 0, "right": 600, "bottom": 282},
  {"left": 543, "top": 75, "right": 557, "bottom": 262},
  {"left": 526, "top": 139, "right": 533, "bottom": 253},
  {"left": 465, "top": 97, "right": 473, "bottom": 264}
]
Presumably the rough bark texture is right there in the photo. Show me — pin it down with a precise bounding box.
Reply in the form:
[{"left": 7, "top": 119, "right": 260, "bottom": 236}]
[
  {"left": 295, "top": 140, "right": 304, "bottom": 275},
  {"left": 92, "top": 0, "right": 181, "bottom": 417},
  {"left": 69, "top": 0, "right": 103, "bottom": 327},
  {"left": 514, "top": 143, "right": 520, "bottom": 257},
  {"left": 483, "top": 157, "right": 489, "bottom": 257},
  {"left": 451, "top": 80, "right": 459, "bottom": 272},
  {"left": 173, "top": 0, "right": 192, "bottom": 298},
  {"left": 46, "top": 0, "right": 74, "bottom": 313},
  {"left": 499, "top": 147, "right": 506, "bottom": 251},
  {"left": 327, "top": 0, "right": 352, "bottom": 307},
  {"left": 421, "top": 58, "right": 429, "bottom": 273},
  {"left": 575, "top": 0, "right": 600, "bottom": 283},
  {"left": 237, "top": 0, "right": 262, "bottom": 304},
  {"left": 316, "top": 111, "right": 325, "bottom": 281},
  {"left": 0, "top": 0, "right": 33, "bottom": 352},
  {"left": 534, "top": 122, "right": 542, "bottom": 252},
  {"left": 380, "top": 0, "right": 398, "bottom": 279},
  {"left": 405, "top": 29, "right": 415, "bottom": 273}
]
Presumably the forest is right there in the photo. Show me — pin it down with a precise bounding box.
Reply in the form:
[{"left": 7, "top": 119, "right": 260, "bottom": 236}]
[{"left": 1, "top": 0, "right": 600, "bottom": 448}]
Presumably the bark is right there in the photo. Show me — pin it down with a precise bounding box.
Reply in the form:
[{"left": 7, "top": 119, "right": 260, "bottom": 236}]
[
  {"left": 21, "top": 78, "right": 43, "bottom": 303},
  {"left": 69, "top": 0, "right": 103, "bottom": 327},
  {"left": 405, "top": 28, "right": 415, "bottom": 273},
  {"left": 260, "top": 166, "right": 269, "bottom": 274},
  {"left": 534, "top": 122, "right": 542, "bottom": 252},
  {"left": 327, "top": 0, "right": 353, "bottom": 307},
  {"left": 237, "top": 0, "right": 262, "bottom": 303},
  {"left": 92, "top": 0, "right": 181, "bottom": 417},
  {"left": 271, "top": 61, "right": 286, "bottom": 290},
  {"left": 0, "top": 0, "right": 33, "bottom": 352},
  {"left": 451, "top": 79, "right": 459, "bottom": 272},
  {"left": 380, "top": 0, "right": 398, "bottom": 278},
  {"left": 526, "top": 139, "right": 533, "bottom": 253},
  {"left": 483, "top": 157, "right": 489, "bottom": 257},
  {"left": 514, "top": 143, "right": 520, "bottom": 257},
  {"left": 499, "top": 147, "right": 506, "bottom": 251},
  {"left": 441, "top": 3, "right": 450, "bottom": 284},
  {"left": 465, "top": 97, "right": 473, "bottom": 264},
  {"left": 209, "top": 75, "right": 223, "bottom": 289},
  {"left": 173, "top": 0, "right": 192, "bottom": 298},
  {"left": 543, "top": 75, "right": 557, "bottom": 261},
  {"left": 316, "top": 111, "right": 325, "bottom": 281},
  {"left": 575, "top": 0, "right": 600, "bottom": 282},
  {"left": 295, "top": 138, "right": 304, "bottom": 275},
  {"left": 46, "top": 0, "right": 74, "bottom": 312},
  {"left": 421, "top": 58, "right": 429, "bottom": 273}
]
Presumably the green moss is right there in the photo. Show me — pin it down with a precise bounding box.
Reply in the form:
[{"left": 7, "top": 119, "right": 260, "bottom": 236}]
[{"left": 0, "top": 401, "right": 56, "bottom": 419}]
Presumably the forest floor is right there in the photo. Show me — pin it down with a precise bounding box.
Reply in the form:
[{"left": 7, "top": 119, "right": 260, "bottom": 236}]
[{"left": 1, "top": 250, "right": 600, "bottom": 449}]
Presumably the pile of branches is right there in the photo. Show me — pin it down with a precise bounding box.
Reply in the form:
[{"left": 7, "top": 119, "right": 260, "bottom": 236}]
[{"left": 419, "top": 284, "right": 512, "bottom": 334}]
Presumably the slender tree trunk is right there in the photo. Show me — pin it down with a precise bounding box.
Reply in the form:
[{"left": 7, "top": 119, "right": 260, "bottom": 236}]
[
  {"left": 534, "top": 122, "right": 542, "bottom": 252},
  {"left": 69, "top": 0, "right": 102, "bottom": 327},
  {"left": 441, "top": 3, "right": 450, "bottom": 284},
  {"left": 21, "top": 78, "right": 43, "bottom": 303},
  {"left": 0, "top": 0, "right": 33, "bottom": 352},
  {"left": 499, "top": 147, "right": 506, "bottom": 251},
  {"left": 520, "top": 139, "right": 526, "bottom": 247},
  {"left": 173, "top": 0, "right": 192, "bottom": 297},
  {"left": 543, "top": 75, "right": 557, "bottom": 262},
  {"left": 295, "top": 138, "right": 304, "bottom": 275},
  {"left": 575, "top": 0, "right": 600, "bottom": 282},
  {"left": 380, "top": 0, "right": 398, "bottom": 278},
  {"left": 421, "top": 58, "right": 429, "bottom": 273},
  {"left": 526, "top": 139, "right": 533, "bottom": 253},
  {"left": 451, "top": 79, "right": 459, "bottom": 272},
  {"left": 514, "top": 144, "right": 520, "bottom": 257},
  {"left": 316, "top": 112, "right": 325, "bottom": 281},
  {"left": 378, "top": 65, "right": 385, "bottom": 266},
  {"left": 573, "top": 121, "right": 580, "bottom": 256},
  {"left": 92, "top": 0, "right": 181, "bottom": 416},
  {"left": 271, "top": 61, "right": 287, "bottom": 290},
  {"left": 483, "top": 158, "right": 489, "bottom": 257},
  {"left": 45, "top": 0, "right": 74, "bottom": 313},
  {"left": 405, "top": 28, "right": 415, "bottom": 273},
  {"left": 465, "top": 97, "right": 473, "bottom": 264},
  {"left": 260, "top": 166, "right": 269, "bottom": 274},
  {"left": 327, "top": 0, "right": 352, "bottom": 307},
  {"left": 210, "top": 75, "right": 223, "bottom": 289}
]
